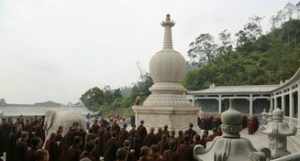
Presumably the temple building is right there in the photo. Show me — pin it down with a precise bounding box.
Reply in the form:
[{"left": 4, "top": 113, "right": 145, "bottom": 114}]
[{"left": 188, "top": 68, "right": 300, "bottom": 127}]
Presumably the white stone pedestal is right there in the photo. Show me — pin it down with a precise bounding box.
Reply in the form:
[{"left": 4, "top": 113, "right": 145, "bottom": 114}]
[{"left": 132, "top": 105, "right": 199, "bottom": 131}]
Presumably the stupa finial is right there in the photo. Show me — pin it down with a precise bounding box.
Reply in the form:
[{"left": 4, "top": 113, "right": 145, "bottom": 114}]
[
  {"left": 161, "top": 14, "right": 175, "bottom": 49},
  {"left": 165, "top": 14, "right": 171, "bottom": 22}
]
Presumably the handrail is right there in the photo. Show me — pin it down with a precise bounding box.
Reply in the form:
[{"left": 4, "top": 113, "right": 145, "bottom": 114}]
[{"left": 271, "top": 152, "right": 300, "bottom": 161}]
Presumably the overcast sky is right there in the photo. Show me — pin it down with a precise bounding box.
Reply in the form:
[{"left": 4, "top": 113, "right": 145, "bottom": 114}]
[{"left": 0, "top": 0, "right": 297, "bottom": 104}]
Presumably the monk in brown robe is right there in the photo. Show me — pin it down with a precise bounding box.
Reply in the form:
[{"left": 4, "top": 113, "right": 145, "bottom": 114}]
[
  {"left": 64, "top": 136, "right": 82, "bottom": 161},
  {"left": 184, "top": 123, "right": 196, "bottom": 143},
  {"left": 34, "top": 149, "right": 49, "bottom": 161},
  {"left": 137, "top": 120, "right": 147, "bottom": 141},
  {"left": 150, "top": 144, "right": 163, "bottom": 161},
  {"left": 90, "top": 119, "right": 100, "bottom": 134},
  {"left": 138, "top": 146, "right": 152, "bottom": 161},
  {"left": 45, "top": 133, "right": 56, "bottom": 161},
  {"left": 176, "top": 136, "right": 193, "bottom": 161},
  {"left": 193, "top": 134, "right": 202, "bottom": 146},
  {"left": 162, "top": 140, "right": 178, "bottom": 161},
  {"left": 168, "top": 131, "right": 176, "bottom": 146},
  {"left": 143, "top": 128, "right": 156, "bottom": 146},
  {"left": 176, "top": 130, "right": 184, "bottom": 146},
  {"left": 116, "top": 148, "right": 129, "bottom": 161},
  {"left": 25, "top": 136, "right": 42, "bottom": 161},
  {"left": 248, "top": 116, "right": 258, "bottom": 135},
  {"left": 112, "top": 120, "right": 121, "bottom": 134},
  {"left": 200, "top": 130, "right": 209, "bottom": 148},
  {"left": 162, "top": 125, "right": 169, "bottom": 138},
  {"left": 49, "top": 127, "right": 63, "bottom": 161},
  {"left": 118, "top": 140, "right": 137, "bottom": 161},
  {"left": 79, "top": 142, "right": 97, "bottom": 161},
  {"left": 104, "top": 133, "right": 120, "bottom": 161},
  {"left": 15, "top": 132, "right": 29, "bottom": 161},
  {"left": 119, "top": 124, "right": 129, "bottom": 145},
  {"left": 155, "top": 128, "right": 163, "bottom": 144},
  {"left": 158, "top": 135, "right": 169, "bottom": 155}
]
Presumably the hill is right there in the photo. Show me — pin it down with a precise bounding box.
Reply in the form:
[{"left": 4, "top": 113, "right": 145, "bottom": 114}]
[
  {"left": 184, "top": 19, "right": 300, "bottom": 90},
  {"left": 33, "top": 101, "right": 63, "bottom": 107}
]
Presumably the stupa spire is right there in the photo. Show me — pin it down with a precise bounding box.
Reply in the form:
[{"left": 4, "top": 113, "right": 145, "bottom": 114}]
[{"left": 161, "top": 14, "right": 175, "bottom": 49}]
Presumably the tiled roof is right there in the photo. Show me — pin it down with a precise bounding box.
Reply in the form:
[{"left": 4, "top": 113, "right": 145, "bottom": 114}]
[{"left": 189, "top": 85, "right": 279, "bottom": 95}]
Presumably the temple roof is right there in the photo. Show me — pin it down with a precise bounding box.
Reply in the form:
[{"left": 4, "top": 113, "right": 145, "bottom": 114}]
[
  {"left": 274, "top": 67, "right": 300, "bottom": 92},
  {"left": 188, "top": 84, "right": 280, "bottom": 95},
  {"left": 189, "top": 67, "right": 300, "bottom": 95}
]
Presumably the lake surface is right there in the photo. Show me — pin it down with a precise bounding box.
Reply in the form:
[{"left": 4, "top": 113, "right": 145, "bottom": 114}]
[{"left": 0, "top": 106, "right": 92, "bottom": 117}]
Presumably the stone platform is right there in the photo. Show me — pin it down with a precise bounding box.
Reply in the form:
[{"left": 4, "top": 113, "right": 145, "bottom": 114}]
[
  {"left": 241, "top": 130, "right": 300, "bottom": 153},
  {"left": 133, "top": 105, "right": 198, "bottom": 131}
]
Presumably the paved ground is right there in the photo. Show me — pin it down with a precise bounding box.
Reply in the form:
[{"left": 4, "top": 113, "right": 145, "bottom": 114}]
[{"left": 241, "top": 129, "right": 300, "bottom": 153}]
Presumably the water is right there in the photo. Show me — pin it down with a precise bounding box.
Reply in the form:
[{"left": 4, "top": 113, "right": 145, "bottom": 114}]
[{"left": 0, "top": 106, "right": 92, "bottom": 117}]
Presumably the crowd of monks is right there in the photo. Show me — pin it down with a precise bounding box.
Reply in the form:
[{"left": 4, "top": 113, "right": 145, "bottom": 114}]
[{"left": 0, "top": 114, "right": 258, "bottom": 161}]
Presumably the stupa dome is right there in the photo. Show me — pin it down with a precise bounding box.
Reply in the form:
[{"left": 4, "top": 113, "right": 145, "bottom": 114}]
[
  {"left": 149, "top": 14, "right": 186, "bottom": 83},
  {"left": 150, "top": 49, "right": 185, "bottom": 82}
]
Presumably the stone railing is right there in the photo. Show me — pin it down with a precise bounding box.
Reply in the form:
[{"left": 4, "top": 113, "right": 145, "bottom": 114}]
[
  {"left": 271, "top": 152, "right": 300, "bottom": 161},
  {"left": 289, "top": 117, "right": 298, "bottom": 128},
  {"left": 283, "top": 117, "right": 298, "bottom": 127}
]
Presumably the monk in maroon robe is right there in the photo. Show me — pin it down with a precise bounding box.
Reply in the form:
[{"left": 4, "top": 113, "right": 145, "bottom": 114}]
[
  {"left": 176, "top": 136, "right": 193, "bottom": 161},
  {"left": 64, "top": 136, "right": 82, "bottom": 161},
  {"left": 143, "top": 128, "right": 156, "bottom": 146},
  {"left": 137, "top": 120, "right": 147, "bottom": 141}
]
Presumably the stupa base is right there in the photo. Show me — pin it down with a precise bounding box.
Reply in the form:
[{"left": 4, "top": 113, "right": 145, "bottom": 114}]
[{"left": 132, "top": 105, "right": 199, "bottom": 131}]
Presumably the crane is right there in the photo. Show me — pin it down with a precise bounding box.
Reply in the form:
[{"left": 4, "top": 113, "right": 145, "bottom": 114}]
[{"left": 136, "top": 61, "right": 146, "bottom": 80}]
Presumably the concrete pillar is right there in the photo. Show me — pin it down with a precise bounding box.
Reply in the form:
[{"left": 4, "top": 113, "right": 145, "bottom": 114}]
[
  {"left": 282, "top": 94, "right": 285, "bottom": 112},
  {"left": 274, "top": 96, "right": 278, "bottom": 109},
  {"left": 289, "top": 91, "right": 294, "bottom": 118},
  {"left": 270, "top": 97, "right": 274, "bottom": 112},
  {"left": 249, "top": 94, "right": 253, "bottom": 116},
  {"left": 218, "top": 95, "right": 222, "bottom": 113},
  {"left": 289, "top": 91, "right": 294, "bottom": 126}
]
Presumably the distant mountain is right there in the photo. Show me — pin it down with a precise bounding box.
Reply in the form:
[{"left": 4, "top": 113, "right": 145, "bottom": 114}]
[
  {"left": 0, "top": 98, "right": 65, "bottom": 107},
  {"left": 67, "top": 101, "right": 85, "bottom": 107},
  {"left": 33, "top": 101, "right": 63, "bottom": 107}
]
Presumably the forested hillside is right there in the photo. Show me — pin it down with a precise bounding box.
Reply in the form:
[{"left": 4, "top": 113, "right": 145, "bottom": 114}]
[{"left": 184, "top": 19, "right": 300, "bottom": 90}]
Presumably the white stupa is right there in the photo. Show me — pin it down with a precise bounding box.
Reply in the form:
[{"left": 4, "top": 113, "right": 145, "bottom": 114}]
[{"left": 132, "top": 14, "right": 199, "bottom": 131}]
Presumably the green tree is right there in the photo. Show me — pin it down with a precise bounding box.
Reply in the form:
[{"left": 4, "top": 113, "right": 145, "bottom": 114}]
[
  {"left": 218, "top": 29, "right": 233, "bottom": 56},
  {"left": 113, "top": 88, "right": 122, "bottom": 99},
  {"left": 188, "top": 33, "right": 218, "bottom": 66},
  {"left": 184, "top": 18, "right": 300, "bottom": 91},
  {"left": 80, "top": 87, "right": 105, "bottom": 111},
  {"left": 235, "top": 16, "right": 263, "bottom": 52},
  {"left": 129, "top": 73, "right": 153, "bottom": 104},
  {"left": 103, "top": 85, "right": 114, "bottom": 105}
]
